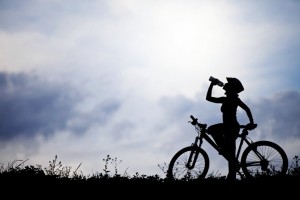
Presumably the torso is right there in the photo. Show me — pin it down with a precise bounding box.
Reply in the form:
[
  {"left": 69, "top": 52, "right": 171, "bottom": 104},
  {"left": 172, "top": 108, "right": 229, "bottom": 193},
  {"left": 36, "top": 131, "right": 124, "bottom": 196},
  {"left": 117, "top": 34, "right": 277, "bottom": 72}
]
[{"left": 221, "top": 96, "right": 239, "bottom": 125}]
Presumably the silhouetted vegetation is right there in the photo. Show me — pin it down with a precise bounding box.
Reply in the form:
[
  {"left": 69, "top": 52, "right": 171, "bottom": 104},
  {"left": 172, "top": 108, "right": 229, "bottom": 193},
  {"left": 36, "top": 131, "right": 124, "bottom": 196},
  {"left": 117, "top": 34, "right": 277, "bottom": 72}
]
[{"left": 1, "top": 154, "right": 299, "bottom": 196}]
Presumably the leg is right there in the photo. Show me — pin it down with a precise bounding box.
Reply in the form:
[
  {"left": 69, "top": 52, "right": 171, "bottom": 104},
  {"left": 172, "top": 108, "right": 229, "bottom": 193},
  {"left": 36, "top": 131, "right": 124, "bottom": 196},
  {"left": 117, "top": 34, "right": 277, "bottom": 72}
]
[
  {"left": 207, "top": 123, "right": 225, "bottom": 148},
  {"left": 223, "top": 125, "right": 239, "bottom": 181},
  {"left": 225, "top": 139, "right": 237, "bottom": 181}
]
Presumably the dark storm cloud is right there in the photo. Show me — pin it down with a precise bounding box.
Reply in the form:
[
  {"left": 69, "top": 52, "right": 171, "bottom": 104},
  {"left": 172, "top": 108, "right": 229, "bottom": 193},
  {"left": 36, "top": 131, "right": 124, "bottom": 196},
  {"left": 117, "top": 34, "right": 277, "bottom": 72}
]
[
  {"left": 250, "top": 90, "right": 300, "bottom": 140},
  {"left": 0, "top": 71, "right": 124, "bottom": 142},
  {"left": 0, "top": 72, "right": 80, "bottom": 141}
]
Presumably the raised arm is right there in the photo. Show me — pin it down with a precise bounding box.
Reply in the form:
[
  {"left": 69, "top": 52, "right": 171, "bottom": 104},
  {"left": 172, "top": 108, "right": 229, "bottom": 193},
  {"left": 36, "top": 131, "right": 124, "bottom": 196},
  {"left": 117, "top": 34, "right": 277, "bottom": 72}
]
[{"left": 206, "top": 82, "right": 224, "bottom": 103}]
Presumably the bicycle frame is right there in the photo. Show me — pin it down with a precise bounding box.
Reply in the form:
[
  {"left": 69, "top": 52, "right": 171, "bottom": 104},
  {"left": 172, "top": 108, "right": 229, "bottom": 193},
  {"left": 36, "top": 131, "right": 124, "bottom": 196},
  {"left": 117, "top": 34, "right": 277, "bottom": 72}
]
[{"left": 191, "top": 121, "right": 256, "bottom": 176}]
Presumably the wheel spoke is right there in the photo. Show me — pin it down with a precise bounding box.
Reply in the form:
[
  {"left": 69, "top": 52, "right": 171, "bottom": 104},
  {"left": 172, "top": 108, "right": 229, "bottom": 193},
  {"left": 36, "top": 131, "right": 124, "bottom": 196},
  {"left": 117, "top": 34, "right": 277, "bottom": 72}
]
[
  {"left": 168, "top": 147, "right": 209, "bottom": 180},
  {"left": 241, "top": 141, "right": 288, "bottom": 178}
]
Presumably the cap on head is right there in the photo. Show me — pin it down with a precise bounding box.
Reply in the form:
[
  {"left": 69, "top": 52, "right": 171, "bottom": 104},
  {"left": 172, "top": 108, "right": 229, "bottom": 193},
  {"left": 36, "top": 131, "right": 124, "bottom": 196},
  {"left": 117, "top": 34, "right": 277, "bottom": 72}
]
[{"left": 225, "top": 77, "right": 244, "bottom": 93}]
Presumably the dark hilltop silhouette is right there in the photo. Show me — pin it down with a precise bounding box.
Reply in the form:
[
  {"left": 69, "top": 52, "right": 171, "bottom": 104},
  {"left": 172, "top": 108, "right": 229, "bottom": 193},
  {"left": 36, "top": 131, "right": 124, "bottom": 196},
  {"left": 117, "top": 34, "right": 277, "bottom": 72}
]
[{"left": 0, "top": 154, "right": 299, "bottom": 198}]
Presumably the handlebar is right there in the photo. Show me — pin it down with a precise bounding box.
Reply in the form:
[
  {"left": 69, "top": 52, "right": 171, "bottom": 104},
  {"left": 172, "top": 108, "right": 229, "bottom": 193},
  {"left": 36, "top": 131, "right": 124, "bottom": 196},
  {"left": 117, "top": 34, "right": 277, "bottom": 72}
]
[
  {"left": 190, "top": 115, "right": 196, "bottom": 121},
  {"left": 190, "top": 115, "right": 207, "bottom": 129},
  {"left": 190, "top": 115, "right": 198, "bottom": 125}
]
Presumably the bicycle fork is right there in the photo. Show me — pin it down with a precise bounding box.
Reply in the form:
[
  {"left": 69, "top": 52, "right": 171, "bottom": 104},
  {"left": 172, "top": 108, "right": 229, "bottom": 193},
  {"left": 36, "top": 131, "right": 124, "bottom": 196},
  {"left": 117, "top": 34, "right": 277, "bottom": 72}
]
[{"left": 186, "top": 136, "right": 202, "bottom": 169}]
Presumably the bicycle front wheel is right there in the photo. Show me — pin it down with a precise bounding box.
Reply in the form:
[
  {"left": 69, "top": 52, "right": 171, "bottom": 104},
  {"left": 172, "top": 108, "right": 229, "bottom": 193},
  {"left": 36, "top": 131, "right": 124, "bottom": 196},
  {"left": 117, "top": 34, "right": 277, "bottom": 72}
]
[
  {"left": 167, "top": 146, "right": 209, "bottom": 181},
  {"left": 241, "top": 141, "right": 288, "bottom": 178}
]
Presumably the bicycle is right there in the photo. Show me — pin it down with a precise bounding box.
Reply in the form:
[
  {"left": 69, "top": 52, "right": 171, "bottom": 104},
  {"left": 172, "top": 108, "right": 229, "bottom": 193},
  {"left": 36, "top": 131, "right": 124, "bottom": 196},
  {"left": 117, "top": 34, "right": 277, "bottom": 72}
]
[{"left": 167, "top": 115, "right": 288, "bottom": 180}]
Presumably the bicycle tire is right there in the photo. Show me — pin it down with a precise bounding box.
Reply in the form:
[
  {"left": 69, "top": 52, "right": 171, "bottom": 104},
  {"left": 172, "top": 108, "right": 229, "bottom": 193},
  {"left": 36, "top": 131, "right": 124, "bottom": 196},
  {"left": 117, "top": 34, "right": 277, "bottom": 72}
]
[
  {"left": 167, "top": 146, "right": 209, "bottom": 181},
  {"left": 241, "top": 140, "right": 288, "bottom": 178}
]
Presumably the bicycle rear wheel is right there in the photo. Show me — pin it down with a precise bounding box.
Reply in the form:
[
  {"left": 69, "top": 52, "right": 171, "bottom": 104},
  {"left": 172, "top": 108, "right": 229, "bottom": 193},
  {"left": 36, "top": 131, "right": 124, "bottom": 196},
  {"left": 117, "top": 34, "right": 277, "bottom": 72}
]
[
  {"left": 241, "top": 141, "right": 288, "bottom": 178},
  {"left": 167, "top": 146, "right": 209, "bottom": 181}
]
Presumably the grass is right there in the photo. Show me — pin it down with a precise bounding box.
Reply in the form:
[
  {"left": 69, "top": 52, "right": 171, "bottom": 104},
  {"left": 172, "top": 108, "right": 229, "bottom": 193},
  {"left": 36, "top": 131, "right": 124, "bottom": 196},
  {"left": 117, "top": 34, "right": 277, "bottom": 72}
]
[{"left": 0, "top": 154, "right": 299, "bottom": 196}]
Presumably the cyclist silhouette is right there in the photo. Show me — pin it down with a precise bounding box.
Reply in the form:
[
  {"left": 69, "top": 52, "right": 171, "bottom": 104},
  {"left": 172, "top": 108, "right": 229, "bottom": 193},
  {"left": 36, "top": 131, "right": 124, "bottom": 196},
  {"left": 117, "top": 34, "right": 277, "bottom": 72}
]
[{"left": 206, "top": 77, "right": 254, "bottom": 181}]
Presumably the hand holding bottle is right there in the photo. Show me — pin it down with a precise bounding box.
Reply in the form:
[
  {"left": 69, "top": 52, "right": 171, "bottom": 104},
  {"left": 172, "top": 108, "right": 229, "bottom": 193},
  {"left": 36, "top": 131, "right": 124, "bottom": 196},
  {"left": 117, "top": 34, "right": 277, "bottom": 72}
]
[{"left": 209, "top": 76, "right": 224, "bottom": 87}]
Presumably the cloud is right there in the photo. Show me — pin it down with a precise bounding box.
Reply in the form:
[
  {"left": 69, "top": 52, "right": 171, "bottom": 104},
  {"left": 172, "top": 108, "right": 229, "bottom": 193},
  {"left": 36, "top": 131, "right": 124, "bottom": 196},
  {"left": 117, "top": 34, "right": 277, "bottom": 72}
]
[
  {"left": 0, "top": 72, "right": 81, "bottom": 141},
  {"left": 250, "top": 90, "right": 300, "bottom": 140}
]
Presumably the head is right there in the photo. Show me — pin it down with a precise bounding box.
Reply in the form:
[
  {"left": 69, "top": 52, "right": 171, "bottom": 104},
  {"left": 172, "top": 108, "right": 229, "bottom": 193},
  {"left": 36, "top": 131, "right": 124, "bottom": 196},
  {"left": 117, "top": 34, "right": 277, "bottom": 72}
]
[{"left": 223, "top": 77, "right": 244, "bottom": 95}]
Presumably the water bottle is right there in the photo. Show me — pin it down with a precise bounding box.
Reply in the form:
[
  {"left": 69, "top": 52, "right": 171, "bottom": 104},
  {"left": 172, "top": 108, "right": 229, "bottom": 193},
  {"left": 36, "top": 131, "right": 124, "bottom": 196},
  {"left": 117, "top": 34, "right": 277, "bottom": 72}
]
[{"left": 209, "top": 76, "right": 224, "bottom": 87}]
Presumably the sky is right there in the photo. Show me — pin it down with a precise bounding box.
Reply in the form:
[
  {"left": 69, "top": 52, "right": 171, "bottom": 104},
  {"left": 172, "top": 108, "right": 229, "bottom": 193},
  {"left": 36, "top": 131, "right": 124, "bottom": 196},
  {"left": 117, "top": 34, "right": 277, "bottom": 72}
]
[{"left": 0, "top": 0, "right": 300, "bottom": 178}]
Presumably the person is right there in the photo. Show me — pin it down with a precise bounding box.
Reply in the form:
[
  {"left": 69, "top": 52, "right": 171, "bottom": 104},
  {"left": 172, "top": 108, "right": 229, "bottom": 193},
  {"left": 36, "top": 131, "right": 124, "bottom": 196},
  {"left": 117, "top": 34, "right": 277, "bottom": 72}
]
[{"left": 206, "top": 77, "right": 255, "bottom": 181}]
